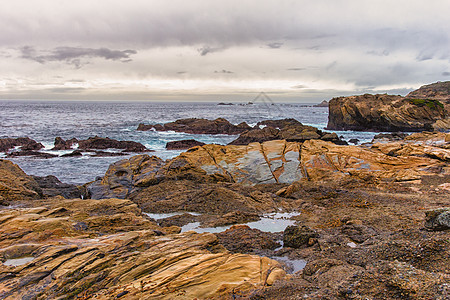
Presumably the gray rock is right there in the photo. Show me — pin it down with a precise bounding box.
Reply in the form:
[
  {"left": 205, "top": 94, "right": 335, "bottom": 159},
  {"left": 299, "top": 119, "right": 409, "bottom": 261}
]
[{"left": 424, "top": 208, "right": 450, "bottom": 231}]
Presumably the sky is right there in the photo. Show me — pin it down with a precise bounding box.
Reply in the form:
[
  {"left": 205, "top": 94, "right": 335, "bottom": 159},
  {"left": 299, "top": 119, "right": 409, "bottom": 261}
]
[{"left": 0, "top": 0, "right": 449, "bottom": 102}]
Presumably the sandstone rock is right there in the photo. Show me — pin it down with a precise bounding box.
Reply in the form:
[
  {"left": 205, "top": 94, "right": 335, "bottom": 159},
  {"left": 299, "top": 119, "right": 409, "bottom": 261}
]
[
  {"left": 283, "top": 225, "right": 319, "bottom": 248},
  {"left": 0, "top": 137, "right": 44, "bottom": 152},
  {"left": 0, "top": 197, "right": 286, "bottom": 299},
  {"left": 165, "top": 139, "right": 206, "bottom": 150},
  {"left": 424, "top": 208, "right": 450, "bottom": 231},
  {"left": 78, "top": 136, "right": 149, "bottom": 152},
  {"left": 0, "top": 160, "right": 42, "bottom": 203},
  {"left": 327, "top": 93, "right": 447, "bottom": 132},
  {"left": 89, "top": 134, "right": 449, "bottom": 201},
  {"left": 88, "top": 154, "right": 165, "bottom": 199},
  {"left": 137, "top": 117, "right": 251, "bottom": 135}
]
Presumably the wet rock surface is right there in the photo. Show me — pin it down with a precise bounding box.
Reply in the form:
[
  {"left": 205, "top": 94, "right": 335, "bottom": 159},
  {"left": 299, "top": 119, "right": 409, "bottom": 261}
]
[
  {"left": 0, "top": 137, "right": 44, "bottom": 152},
  {"left": 0, "top": 193, "right": 286, "bottom": 299},
  {"left": 77, "top": 136, "right": 149, "bottom": 152},
  {"left": 165, "top": 139, "right": 206, "bottom": 150},
  {"left": 1, "top": 130, "right": 449, "bottom": 299},
  {"left": 137, "top": 117, "right": 251, "bottom": 135}
]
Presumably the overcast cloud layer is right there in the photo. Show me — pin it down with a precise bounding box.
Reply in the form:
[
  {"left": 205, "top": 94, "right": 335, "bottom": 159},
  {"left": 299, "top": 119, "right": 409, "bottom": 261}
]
[{"left": 0, "top": 0, "right": 449, "bottom": 101}]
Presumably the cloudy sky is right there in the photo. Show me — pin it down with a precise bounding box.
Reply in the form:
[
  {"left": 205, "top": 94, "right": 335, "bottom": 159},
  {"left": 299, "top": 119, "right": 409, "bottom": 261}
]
[{"left": 0, "top": 0, "right": 449, "bottom": 102}]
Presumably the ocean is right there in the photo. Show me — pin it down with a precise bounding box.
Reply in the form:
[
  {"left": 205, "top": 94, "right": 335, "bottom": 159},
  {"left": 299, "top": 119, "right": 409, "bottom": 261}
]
[{"left": 0, "top": 100, "right": 381, "bottom": 184}]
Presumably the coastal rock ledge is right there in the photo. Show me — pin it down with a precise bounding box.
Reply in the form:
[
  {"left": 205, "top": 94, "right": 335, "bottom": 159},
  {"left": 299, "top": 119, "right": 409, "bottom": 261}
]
[{"left": 326, "top": 81, "right": 450, "bottom": 132}]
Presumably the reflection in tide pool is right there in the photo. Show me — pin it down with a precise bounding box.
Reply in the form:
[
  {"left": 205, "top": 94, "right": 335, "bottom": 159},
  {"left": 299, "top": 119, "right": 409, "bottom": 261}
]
[
  {"left": 273, "top": 256, "right": 307, "bottom": 273},
  {"left": 3, "top": 256, "right": 34, "bottom": 267},
  {"left": 181, "top": 212, "right": 298, "bottom": 233}
]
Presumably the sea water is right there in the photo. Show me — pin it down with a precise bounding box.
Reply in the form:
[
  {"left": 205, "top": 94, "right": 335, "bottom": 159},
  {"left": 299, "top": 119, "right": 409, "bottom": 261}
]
[{"left": 0, "top": 100, "right": 381, "bottom": 184}]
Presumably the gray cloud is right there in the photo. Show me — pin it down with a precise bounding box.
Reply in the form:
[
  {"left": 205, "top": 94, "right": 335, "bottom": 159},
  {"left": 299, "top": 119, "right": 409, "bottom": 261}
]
[
  {"left": 20, "top": 46, "right": 137, "bottom": 68},
  {"left": 287, "top": 68, "right": 305, "bottom": 71},
  {"left": 197, "top": 46, "right": 224, "bottom": 56},
  {"left": 443, "top": 72, "right": 450, "bottom": 76},
  {"left": 267, "top": 42, "right": 283, "bottom": 49}
]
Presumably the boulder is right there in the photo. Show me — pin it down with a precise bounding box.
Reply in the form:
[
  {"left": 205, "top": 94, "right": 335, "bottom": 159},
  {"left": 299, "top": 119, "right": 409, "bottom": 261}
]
[
  {"left": 326, "top": 93, "right": 448, "bottom": 132},
  {"left": 166, "top": 139, "right": 206, "bottom": 150},
  {"left": 283, "top": 225, "right": 319, "bottom": 248},
  {"left": 0, "top": 160, "right": 42, "bottom": 203},
  {"left": 77, "top": 136, "right": 149, "bottom": 152},
  {"left": 424, "top": 208, "right": 450, "bottom": 231},
  {"left": 137, "top": 118, "right": 251, "bottom": 135},
  {"left": 0, "top": 137, "right": 44, "bottom": 152}
]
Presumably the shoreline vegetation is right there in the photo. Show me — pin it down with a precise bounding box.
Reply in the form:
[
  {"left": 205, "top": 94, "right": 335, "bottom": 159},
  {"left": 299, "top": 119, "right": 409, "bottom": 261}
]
[{"left": 0, "top": 81, "right": 449, "bottom": 299}]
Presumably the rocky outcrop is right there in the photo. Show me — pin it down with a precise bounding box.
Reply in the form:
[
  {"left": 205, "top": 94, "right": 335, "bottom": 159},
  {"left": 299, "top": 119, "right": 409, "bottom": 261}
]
[
  {"left": 88, "top": 132, "right": 450, "bottom": 201},
  {"left": 313, "top": 100, "right": 328, "bottom": 107},
  {"left": 327, "top": 93, "right": 448, "bottom": 132},
  {"left": 138, "top": 118, "right": 251, "bottom": 135},
  {"left": 0, "top": 160, "right": 42, "bottom": 204},
  {"left": 52, "top": 137, "right": 78, "bottom": 150},
  {"left": 78, "top": 136, "right": 149, "bottom": 152},
  {"left": 0, "top": 137, "right": 44, "bottom": 152},
  {"left": 32, "top": 175, "right": 82, "bottom": 199},
  {"left": 229, "top": 118, "right": 344, "bottom": 145},
  {"left": 0, "top": 197, "right": 286, "bottom": 299},
  {"left": 166, "top": 139, "right": 205, "bottom": 150},
  {"left": 407, "top": 81, "right": 450, "bottom": 104}
]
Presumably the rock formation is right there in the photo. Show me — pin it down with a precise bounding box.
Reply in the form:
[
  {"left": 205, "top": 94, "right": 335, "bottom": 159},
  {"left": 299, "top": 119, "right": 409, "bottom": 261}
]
[
  {"left": 0, "top": 196, "right": 285, "bottom": 299},
  {"left": 137, "top": 117, "right": 251, "bottom": 135},
  {"left": 0, "top": 137, "right": 44, "bottom": 152},
  {"left": 166, "top": 139, "right": 206, "bottom": 150},
  {"left": 229, "top": 118, "right": 344, "bottom": 145},
  {"left": 77, "top": 136, "right": 149, "bottom": 152},
  {"left": 327, "top": 93, "right": 448, "bottom": 132}
]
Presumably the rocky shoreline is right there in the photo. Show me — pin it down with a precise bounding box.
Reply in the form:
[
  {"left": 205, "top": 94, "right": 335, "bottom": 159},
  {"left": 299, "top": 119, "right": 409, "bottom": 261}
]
[{"left": 1, "top": 129, "right": 449, "bottom": 299}]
